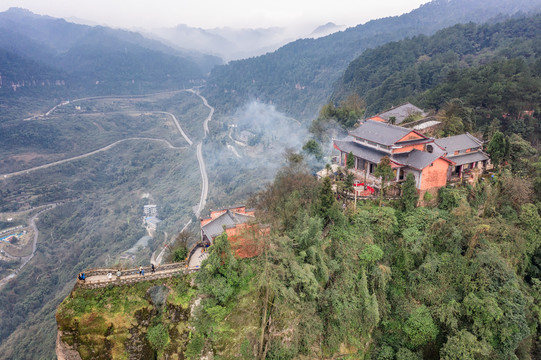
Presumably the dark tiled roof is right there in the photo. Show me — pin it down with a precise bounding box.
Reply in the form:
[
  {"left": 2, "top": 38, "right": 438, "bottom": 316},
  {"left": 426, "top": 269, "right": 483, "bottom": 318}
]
[
  {"left": 447, "top": 151, "right": 489, "bottom": 166},
  {"left": 393, "top": 150, "right": 444, "bottom": 170},
  {"left": 202, "top": 210, "right": 254, "bottom": 239},
  {"left": 396, "top": 138, "right": 433, "bottom": 146},
  {"left": 372, "top": 103, "right": 427, "bottom": 124},
  {"left": 334, "top": 137, "right": 388, "bottom": 164},
  {"left": 349, "top": 120, "right": 420, "bottom": 146},
  {"left": 434, "top": 133, "right": 483, "bottom": 153}
]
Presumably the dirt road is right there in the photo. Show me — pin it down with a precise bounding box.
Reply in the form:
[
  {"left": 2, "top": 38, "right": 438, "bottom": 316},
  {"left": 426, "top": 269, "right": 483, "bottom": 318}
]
[
  {"left": 0, "top": 204, "right": 57, "bottom": 289},
  {"left": 1, "top": 138, "right": 187, "bottom": 180},
  {"left": 12, "top": 90, "right": 215, "bottom": 268},
  {"left": 156, "top": 111, "right": 193, "bottom": 146}
]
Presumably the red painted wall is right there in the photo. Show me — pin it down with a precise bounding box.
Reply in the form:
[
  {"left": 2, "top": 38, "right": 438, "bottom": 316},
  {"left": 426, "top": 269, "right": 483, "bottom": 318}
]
[{"left": 420, "top": 158, "right": 449, "bottom": 191}]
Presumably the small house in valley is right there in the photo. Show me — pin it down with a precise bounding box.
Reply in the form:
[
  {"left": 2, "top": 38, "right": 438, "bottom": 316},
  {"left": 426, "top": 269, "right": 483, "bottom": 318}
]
[{"left": 143, "top": 205, "right": 158, "bottom": 217}]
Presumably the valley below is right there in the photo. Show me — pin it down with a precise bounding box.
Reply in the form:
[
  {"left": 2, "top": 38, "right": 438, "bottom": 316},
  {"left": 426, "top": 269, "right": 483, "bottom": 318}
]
[
  {"left": 0, "top": 90, "right": 215, "bottom": 358},
  {"left": 0, "top": 83, "right": 303, "bottom": 358}
]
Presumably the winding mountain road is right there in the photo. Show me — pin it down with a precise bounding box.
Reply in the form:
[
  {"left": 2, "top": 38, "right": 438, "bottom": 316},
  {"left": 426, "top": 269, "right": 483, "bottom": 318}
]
[
  {"left": 0, "top": 204, "right": 57, "bottom": 289},
  {"left": 187, "top": 89, "right": 213, "bottom": 136},
  {"left": 195, "top": 142, "right": 208, "bottom": 217},
  {"left": 156, "top": 111, "right": 193, "bottom": 146},
  {"left": 23, "top": 90, "right": 187, "bottom": 121},
  {"left": 150, "top": 91, "right": 213, "bottom": 265},
  {"left": 9, "top": 89, "right": 215, "bottom": 269},
  {"left": 1, "top": 138, "right": 188, "bottom": 180},
  {"left": 193, "top": 90, "right": 212, "bottom": 218}
]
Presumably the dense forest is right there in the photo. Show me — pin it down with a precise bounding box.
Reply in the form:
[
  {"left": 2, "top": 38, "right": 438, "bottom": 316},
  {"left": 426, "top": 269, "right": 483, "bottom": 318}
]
[
  {"left": 185, "top": 143, "right": 541, "bottom": 358},
  {"left": 333, "top": 14, "right": 541, "bottom": 135},
  {"left": 204, "top": 0, "right": 541, "bottom": 120}
]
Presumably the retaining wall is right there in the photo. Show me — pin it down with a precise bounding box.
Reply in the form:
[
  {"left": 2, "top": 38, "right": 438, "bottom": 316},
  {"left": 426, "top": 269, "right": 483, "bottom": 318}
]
[{"left": 75, "top": 262, "right": 191, "bottom": 289}]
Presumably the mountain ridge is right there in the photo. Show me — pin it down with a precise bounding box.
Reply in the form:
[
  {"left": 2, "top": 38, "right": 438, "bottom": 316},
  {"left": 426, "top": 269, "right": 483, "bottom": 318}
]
[
  {"left": 203, "top": 0, "right": 541, "bottom": 120},
  {"left": 0, "top": 8, "right": 220, "bottom": 98}
]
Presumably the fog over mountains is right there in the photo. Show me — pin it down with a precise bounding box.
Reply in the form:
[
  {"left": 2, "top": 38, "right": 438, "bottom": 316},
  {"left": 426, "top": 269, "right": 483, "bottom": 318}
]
[
  {"left": 147, "top": 25, "right": 295, "bottom": 62},
  {"left": 2, "top": 0, "right": 541, "bottom": 118},
  {"left": 0, "top": 8, "right": 218, "bottom": 96},
  {"left": 147, "top": 21, "right": 348, "bottom": 62},
  {"left": 204, "top": 0, "right": 541, "bottom": 120}
]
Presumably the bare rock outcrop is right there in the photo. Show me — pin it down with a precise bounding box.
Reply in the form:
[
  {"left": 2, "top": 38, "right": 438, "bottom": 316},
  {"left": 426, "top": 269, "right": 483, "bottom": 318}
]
[{"left": 56, "top": 331, "right": 82, "bottom": 360}]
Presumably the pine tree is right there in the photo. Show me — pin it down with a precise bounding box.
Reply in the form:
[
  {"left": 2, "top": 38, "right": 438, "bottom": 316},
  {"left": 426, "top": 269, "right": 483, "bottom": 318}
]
[
  {"left": 318, "top": 177, "right": 336, "bottom": 220},
  {"left": 374, "top": 156, "right": 394, "bottom": 206},
  {"left": 346, "top": 151, "right": 355, "bottom": 169},
  {"left": 400, "top": 173, "right": 419, "bottom": 212},
  {"left": 487, "top": 131, "right": 509, "bottom": 168}
]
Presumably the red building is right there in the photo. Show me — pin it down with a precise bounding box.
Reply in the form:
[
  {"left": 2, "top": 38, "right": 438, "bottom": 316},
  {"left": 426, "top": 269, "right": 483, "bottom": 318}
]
[
  {"left": 333, "top": 120, "right": 490, "bottom": 195},
  {"left": 200, "top": 206, "right": 268, "bottom": 258}
]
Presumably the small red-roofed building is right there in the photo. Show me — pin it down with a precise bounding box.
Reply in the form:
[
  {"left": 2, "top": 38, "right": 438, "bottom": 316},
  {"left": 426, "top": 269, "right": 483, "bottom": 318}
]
[
  {"left": 200, "top": 205, "right": 268, "bottom": 258},
  {"left": 365, "top": 103, "right": 426, "bottom": 125}
]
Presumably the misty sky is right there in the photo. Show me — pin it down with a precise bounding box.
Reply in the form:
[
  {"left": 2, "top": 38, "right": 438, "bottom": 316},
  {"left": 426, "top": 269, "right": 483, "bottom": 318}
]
[{"left": 0, "top": 0, "right": 431, "bottom": 30}]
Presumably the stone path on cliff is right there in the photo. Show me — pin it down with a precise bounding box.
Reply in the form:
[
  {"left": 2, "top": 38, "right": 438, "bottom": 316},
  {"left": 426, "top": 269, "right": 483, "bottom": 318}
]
[
  {"left": 188, "top": 247, "right": 209, "bottom": 269},
  {"left": 77, "top": 262, "right": 195, "bottom": 289}
]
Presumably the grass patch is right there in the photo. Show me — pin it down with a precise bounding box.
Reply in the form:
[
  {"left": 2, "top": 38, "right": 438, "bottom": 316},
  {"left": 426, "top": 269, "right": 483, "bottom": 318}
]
[{"left": 57, "top": 276, "right": 195, "bottom": 359}]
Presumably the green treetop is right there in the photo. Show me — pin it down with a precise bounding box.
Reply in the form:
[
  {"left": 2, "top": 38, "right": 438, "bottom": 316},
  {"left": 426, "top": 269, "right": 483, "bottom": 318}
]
[{"left": 374, "top": 156, "right": 395, "bottom": 206}]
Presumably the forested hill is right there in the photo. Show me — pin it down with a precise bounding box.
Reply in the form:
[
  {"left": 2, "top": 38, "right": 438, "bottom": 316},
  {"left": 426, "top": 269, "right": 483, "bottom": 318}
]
[
  {"left": 0, "top": 8, "right": 220, "bottom": 99},
  {"left": 203, "top": 0, "right": 541, "bottom": 120},
  {"left": 0, "top": 48, "right": 67, "bottom": 92},
  {"left": 331, "top": 13, "right": 541, "bottom": 133}
]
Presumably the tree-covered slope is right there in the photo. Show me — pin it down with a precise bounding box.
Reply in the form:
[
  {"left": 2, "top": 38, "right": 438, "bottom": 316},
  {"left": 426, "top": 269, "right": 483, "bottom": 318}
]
[
  {"left": 334, "top": 13, "right": 541, "bottom": 116},
  {"left": 0, "top": 8, "right": 218, "bottom": 100},
  {"left": 56, "top": 27, "right": 203, "bottom": 84},
  {"left": 0, "top": 48, "right": 67, "bottom": 93},
  {"left": 163, "top": 152, "right": 541, "bottom": 359},
  {"left": 204, "top": 0, "right": 541, "bottom": 120}
]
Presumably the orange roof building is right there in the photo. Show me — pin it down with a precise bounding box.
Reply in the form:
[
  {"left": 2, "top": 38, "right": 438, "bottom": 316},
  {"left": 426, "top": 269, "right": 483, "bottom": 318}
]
[
  {"left": 333, "top": 120, "right": 490, "bottom": 193},
  {"left": 365, "top": 103, "right": 427, "bottom": 124},
  {"left": 200, "top": 206, "right": 268, "bottom": 258}
]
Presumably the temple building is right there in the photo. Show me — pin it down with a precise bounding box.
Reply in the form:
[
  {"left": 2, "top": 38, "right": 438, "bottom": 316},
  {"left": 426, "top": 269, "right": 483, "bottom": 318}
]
[
  {"left": 333, "top": 120, "right": 490, "bottom": 195},
  {"left": 366, "top": 102, "right": 427, "bottom": 124}
]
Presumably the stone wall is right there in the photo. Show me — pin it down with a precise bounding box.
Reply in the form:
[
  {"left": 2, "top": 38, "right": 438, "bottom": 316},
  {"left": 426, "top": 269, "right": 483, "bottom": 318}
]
[{"left": 76, "top": 262, "right": 188, "bottom": 289}]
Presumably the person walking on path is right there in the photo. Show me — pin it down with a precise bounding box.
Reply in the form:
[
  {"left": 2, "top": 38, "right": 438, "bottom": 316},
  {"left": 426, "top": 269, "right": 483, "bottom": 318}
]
[
  {"left": 141, "top": 269, "right": 145, "bottom": 276},
  {"left": 151, "top": 264, "right": 155, "bottom": 273},
  {"left": 107, "top": 272, "right": 112, "bottom": 280},
  {"left": 139, "top": 265, "right": 143, "bottom": 276},
  {"left": 116, "top": 270, "right": 121, "bottom": 278}
]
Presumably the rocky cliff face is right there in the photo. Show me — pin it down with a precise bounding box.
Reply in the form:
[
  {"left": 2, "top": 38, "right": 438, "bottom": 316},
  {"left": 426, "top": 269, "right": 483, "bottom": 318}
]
[
  {"left": 56, "top": 331, "right": 82, "bottom": 360},
  {"left": 56, "top": 276, "right": 194, "bottom": 359}
]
